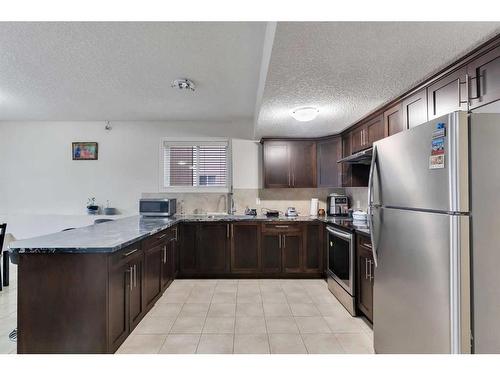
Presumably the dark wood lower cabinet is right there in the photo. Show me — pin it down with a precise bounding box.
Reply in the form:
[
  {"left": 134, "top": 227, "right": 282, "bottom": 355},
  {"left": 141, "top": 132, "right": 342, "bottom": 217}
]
[
  {"left": 231, "top": 222, "right": 261, "bottom": 273},
  {"left": 108, "top": 259, "right": 130, "bottom": 352},
  {"left": 357, "top": 235, "right": 374, "bottom": 322},
  {"left": 303, "top": 223, "right": 323, "bottom": 273},
  {"left": 197, "top": 223, "right": 229, "bottom": 273},
  {"left": 282, "top": 232, "right": 302, "bottom": 273},
  {"left": 144, "top": 243, "right": 163, "bottom": 309},
  {"left": 179, "top": 223, "right": 197, "bottom": 274},
  {"left": 261, "top": 233, "right": 282, "bottom": 273}
]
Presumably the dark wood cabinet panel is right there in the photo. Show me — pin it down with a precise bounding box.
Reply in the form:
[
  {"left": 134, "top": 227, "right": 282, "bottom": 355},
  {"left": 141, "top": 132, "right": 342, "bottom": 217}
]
[
  {"left": 384, "top": 103, "right": 404, "bottom": 137},
  {"left": 161, "top": 239, "right": 174, "bottom": 290},
  {"left": 261, "top": 233, "right": 282, "bottom": 273},
  {"left": 357, "top": 236, "right": 374, "bottom": 322},
  {"left": 468, "top": 45, "right": 500, "bottom": 110},
  {"left": 427, "top": 67, "right": 468, "bottom": 120},
  {"left": 197, "top": 223, "right": 229, "bottom": 273},
  {"left": 282, "top": 233, "right": 302, "bottom": 273},
  {"left": 317, "top": 137, "right": 342, "bottom": 187},
  {"left": 402, "top": 88, "right": 428, "bottom": 129},
  {"left": 129, "top": 256, "right": 144, "bottom": 331},
  {"left": 291, "top": 141, "right": 317, "bottom": 187},
  {"left": 366, "top": 115, "right": 384, "bottom": 145},
  {"left": 108, "top": 261, "right": 130, "bottom": 352},
  {"left": 231, "top": 223, "right": 261, "bottom": 273},
  {"left": 179, "top": 224, "right": 197, "bottom": 273},
  {"left": 303, "top": 223, "right": 323, "bottom": 273},
  {"left": 263, "top": 142, "right": 291, "bottom": 188},
  {"left": 350, "top": 125, "right": 365, "bottom": 153},
  {"left": 144, "top": 244, "right": 163, "bottom": 309},
  {"left": 341, "top": 133, "right": 352, "bottom": 187}
]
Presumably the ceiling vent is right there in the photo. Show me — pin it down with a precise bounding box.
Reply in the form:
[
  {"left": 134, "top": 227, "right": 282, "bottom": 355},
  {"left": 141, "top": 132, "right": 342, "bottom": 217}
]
[{"left": 171, "top": 78, "right": 196, "bottom": 92}]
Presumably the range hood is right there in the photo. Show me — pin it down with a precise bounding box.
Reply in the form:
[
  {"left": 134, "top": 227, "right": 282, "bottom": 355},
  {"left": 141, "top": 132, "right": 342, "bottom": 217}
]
[{"left": 337, "top": 147, "right": 373, "bottom": 165}]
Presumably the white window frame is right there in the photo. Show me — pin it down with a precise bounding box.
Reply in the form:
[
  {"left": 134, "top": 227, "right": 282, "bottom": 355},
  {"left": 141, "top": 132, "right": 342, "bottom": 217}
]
[{"left": 159, "top": 137, "right": 232, "bottom": 193}]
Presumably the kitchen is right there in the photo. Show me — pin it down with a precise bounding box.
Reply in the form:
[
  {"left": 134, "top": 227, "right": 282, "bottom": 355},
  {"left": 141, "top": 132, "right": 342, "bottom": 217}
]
[{"left": 1, "top": 12, "right": 500, "bottom": 367}]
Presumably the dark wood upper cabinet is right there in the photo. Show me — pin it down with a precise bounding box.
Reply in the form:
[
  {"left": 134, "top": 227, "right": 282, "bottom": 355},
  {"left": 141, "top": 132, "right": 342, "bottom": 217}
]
[
  {"left": 384, "top": 103, "right": 405, "bottom": 137},
  {"left": 341, "top": 133, "right": 352, "bottom": 188},
  {"left": 197, "top": 223, "right": 229, "bottom": 273},
  {"left": 468, "top": 45, "right": 500, "bottom": 110},
  {"left": 427, "top": 67, "right": 468, "bottom": 120},
  {"left": 402, "top": 88, "right": 428, "bottom": 129},
  {"left": 230, "top": 222, "right": 261, "bottom": 273},
  {"left": 263, "top": 142, "right": 291, "bottom": 188},
  {"left": 365, "top": 115, "right": 384, "bottom": 145},
  {"left": 263, "top": 140, "right": 317, "bottom": 188},
  {"left": 317, "top": 137, "right": 342, "bottom": 188}
]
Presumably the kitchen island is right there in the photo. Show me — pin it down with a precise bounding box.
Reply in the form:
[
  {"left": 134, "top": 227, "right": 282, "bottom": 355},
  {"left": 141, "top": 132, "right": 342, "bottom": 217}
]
[{"left": 9, "top": 214, "right": 369, "bottom": 353}]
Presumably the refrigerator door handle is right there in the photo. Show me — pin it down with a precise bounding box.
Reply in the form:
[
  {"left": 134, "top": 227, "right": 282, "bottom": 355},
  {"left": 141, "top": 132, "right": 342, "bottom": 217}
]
[{"left": 368, "top": 145, "right": 379, "bottom": 267}]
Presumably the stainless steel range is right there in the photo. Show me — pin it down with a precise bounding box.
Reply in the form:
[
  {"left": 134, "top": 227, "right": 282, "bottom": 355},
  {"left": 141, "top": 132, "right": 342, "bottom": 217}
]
[{"left": 326, "top": 225, "right": 356, "bottom": 315}]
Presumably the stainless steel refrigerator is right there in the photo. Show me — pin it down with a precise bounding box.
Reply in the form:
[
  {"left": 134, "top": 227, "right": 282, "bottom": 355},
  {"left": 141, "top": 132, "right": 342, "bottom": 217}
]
[{"left": 369, "top": 111, "right": 500, "bottom": 354}]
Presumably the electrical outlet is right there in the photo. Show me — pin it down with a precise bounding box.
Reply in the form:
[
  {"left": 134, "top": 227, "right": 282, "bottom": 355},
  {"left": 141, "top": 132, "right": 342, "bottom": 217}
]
[{"left": 256, "top": 197, "right": 261, "bottom": 205}]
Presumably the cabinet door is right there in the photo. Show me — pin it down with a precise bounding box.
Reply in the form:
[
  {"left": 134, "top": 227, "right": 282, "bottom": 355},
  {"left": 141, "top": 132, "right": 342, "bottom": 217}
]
[
  {"left": 282, "top": 233, "right": 302, "bottom": 273},
  {"left": 303, "top": 224, "right": 323, "bottom": 273},
  {"left": 341, "top": 133, "right": 352, "bottom": 187},
  {"left": 351, "top": 125, "right": 365, "bottom": 153},
  {"left": 263, "top": 142, "right": 291, "bottom": 188},
  {"left": 356, "top": 244, "right": 374, "bottom": 322},
  {"left": 261, "top": 233, "right": 282, "bottom": 273},
  {"left": 197, "top": 223, "right": 229, "bottom": 273},
  {"left": 402, "top": 88, "right": 428, "bottom": 129},
  {"left": 384, "top": 103, "right": 404, "bottom": 137},
  {"left": 291, "top": 141, "right": 317, "bottom": 188},
  {"left": 427, "top": 67, "right": 468, "bottom": 120},
  {"left": 108, "top": 262, "right": 130, "bottom": 352},
  {"left": 129, "top": 257, "right": 144, "bottom": 331},
  {"left": 317, "top": 137, "right": 342, "bottom": 187},
  {"left": 179, "top": 224, "right": 197, "bottom": 274},
  {"left": 231, "top": 223, "right": 261, "bottom": 273},
  {"left": 144, "top": 244, "right": 163, "bottom": 308},
  {"left": 468, "top": 46, "right": 500, "bottom": 110},
  {"left": 161, "top": 241, "right": 172, "bottom": 290},
  {"left": 366, "top": 115, "right": 384, "bottom": 145}
]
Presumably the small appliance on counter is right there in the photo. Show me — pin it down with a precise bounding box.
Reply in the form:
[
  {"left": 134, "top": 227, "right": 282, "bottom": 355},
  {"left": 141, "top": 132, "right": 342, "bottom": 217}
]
[
  {"left": 244, "top": 207, "right": 257, "bottom": 216},
  {"left": 352, "top": 210, "right": 368, "bottom": 222},
  {"left": 139, "top": 198, "right": 177, "bottom": 217},
  {"left": 285, "top": 207, "right": 298, "bottom": 217},
  {"left": 263, "top": 209, "right": 280, "bottom": 218},
  {"left": 327, "top": 194, "right": 349, "bottom": 216}
]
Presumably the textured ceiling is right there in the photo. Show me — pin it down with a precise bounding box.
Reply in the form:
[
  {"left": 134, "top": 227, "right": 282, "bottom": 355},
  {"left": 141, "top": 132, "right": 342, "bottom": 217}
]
[
  {"left": 256, "top": 22, "right": 500, "bottom": 138},
  {"left": 0, "top": 22, "right": 266, "bottom": 121}
]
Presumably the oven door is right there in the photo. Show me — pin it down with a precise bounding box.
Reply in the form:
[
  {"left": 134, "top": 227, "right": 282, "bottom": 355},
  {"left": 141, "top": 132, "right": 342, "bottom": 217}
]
[{"left": 326, "top": 226, "right": 354, "bottom": 295}]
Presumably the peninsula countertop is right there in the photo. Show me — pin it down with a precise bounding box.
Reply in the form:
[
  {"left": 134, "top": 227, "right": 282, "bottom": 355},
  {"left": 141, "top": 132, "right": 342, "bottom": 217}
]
[{"left": 9, "top": 214, "right": 370, "bottom": 254}]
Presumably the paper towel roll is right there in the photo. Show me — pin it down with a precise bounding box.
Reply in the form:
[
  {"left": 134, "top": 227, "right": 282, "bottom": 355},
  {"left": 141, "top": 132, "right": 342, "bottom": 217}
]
[{"left": 310, "top": 198, "right": 319, "bottom": 216}]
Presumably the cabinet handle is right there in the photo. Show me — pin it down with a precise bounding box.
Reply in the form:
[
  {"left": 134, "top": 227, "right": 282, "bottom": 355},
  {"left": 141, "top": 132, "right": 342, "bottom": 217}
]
[
  {"left": 278, "top": 234, "right": 281, "bottom": 249},
  {"left": 157, "top": 233, "right": 167, "bottom": 240},
  {"left": 458, "top": 76, "right": 469, "bottom": 106},
  {"left": 363, "top": 242, "right": 372, "bottom": 249},
  {"left": 123, "top": 248, "right": 138, "bottom": 258},
  {"left": 274, "top": 225, "right": 289, "bottom": 229},
  {"left": 129, "top": 266, "right": 133, "bottom": 291},
  {"left": 134, "top": 264, "right": 138, "bottom": 288},
  {"left": 163, "top": 245, "right": 167, "bottom": 264},
  {"left": 226, "top": 224, "right": 230, "bottom": 239},
  {"left": 365, "top": 258, "right": 368, "bottom": 280},
  {"left": 292, "top": 172, "right": 295, "bottom": 187},
  {"left": 231, "top": 224, "right": 234, "bottom": 239},
  {"left": 283, "top": 234, "right": 286, "bottom": 248}
]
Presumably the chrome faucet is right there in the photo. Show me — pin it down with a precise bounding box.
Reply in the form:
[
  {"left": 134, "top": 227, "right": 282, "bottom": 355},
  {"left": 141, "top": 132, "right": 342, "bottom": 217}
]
[{"left": 227, "top": 191, "right": 236, "bottom": 215}]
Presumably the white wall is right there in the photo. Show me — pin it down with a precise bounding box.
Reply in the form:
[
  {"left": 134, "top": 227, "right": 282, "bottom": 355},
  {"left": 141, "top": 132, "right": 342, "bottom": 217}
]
[{"left": 0, "top": 119, "right": 260, "bottom": 238}]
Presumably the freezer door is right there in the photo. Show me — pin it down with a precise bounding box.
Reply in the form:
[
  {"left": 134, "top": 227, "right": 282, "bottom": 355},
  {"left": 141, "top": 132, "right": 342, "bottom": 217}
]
[
  {"left": 372, "top": 111, "right": 469, "bottom": 213},
  {"left": 373, "top": 207, "right": 470, "bottom": 354}
]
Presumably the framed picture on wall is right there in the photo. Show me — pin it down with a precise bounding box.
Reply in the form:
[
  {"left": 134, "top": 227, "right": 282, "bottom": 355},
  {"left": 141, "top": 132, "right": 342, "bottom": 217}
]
[{"left": 72, "top": 142, "right": 98, "bottom": 160}]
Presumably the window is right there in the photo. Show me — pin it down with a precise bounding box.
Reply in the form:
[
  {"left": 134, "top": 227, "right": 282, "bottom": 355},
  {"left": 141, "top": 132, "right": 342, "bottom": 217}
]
[{"left": 161, "top": 139, "right": 230, "bottom": 192}]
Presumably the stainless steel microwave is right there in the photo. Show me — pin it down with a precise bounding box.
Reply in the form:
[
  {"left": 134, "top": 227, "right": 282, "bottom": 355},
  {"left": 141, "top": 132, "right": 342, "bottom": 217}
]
[{"left": 139, "top": 198, "right": 177, "bottom": 217}]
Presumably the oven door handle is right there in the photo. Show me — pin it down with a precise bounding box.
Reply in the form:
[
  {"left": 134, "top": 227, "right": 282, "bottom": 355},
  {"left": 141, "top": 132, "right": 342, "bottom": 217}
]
[{"left": 326, "top": 226, "right": 352, "bottom": 241}]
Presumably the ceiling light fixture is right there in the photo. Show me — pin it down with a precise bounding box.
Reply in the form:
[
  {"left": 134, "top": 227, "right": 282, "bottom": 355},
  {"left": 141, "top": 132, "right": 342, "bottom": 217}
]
[
  {"left": 291, "top": 107, "right": 319, "bottom": 122},
  {"left": 171, "top": 78, "right": 196, "bottom": 92}
]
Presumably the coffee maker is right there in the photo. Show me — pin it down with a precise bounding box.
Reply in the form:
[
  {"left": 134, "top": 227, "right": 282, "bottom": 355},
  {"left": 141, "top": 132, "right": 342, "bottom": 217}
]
[{"left": 326, "top": 194, "right": 349, "bottom": 216}]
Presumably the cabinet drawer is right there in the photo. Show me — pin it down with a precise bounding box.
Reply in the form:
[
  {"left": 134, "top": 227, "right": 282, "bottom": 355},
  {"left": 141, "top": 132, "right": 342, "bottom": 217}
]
[
  {"left": 110, "top": 242, "right": 143, "bottom": 267},
  {"left": 142, "top": 228, "right": 175, "bottom": 250},
  {"left": 357, "top": 234, "right": 372, "bottom": 251},
  {"left": 262, "top": 223, "right": 301, "bottom": 233}
]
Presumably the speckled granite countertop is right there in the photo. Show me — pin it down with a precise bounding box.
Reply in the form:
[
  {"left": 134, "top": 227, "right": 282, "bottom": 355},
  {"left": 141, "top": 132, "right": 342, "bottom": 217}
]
[{"left": 9, "top": 214, "right": 370, "bottom": 254}]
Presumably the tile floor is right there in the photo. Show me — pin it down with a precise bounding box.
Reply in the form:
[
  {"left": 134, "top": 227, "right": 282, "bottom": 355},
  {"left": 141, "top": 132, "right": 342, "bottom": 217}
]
[
  {"left": 117, "top": 278, "right": 374, "bottom": 354},
  {"left": 0, "top": 268, "right": 374, "bottom": 354}
]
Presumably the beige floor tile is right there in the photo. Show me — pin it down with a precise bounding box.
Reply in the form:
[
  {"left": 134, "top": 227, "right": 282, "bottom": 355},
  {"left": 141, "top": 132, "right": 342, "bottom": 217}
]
[
  {"left": 149, "top": 303, "right": 183, "bottom": 318},
  {"left": 162, "top": 291, "right": 191, "bottom": 303},
  {"left": 261, "top": 292, "right": 287, "bottom": 304},
  {"left": 216, "top": 279, "right": 238, "bottom": 285},
  {"left": 285, "top": 292, "right": 313, "bottom": 304},
  {"left": 259, "top": 284, "right": 282, "bottom": 293},
  {"left": 186, "top": 291, "right": 213, "bottom": 303},
  {"left": 266, "top": 316, "right": 299, "bottom": 333},
  {"left": 170, "top": 316, "right": 206, "bottom": 334},
  {"left": 234, "top": 334, "right": 270, "bottom": 354},
  {"left": 310, "top": 293, "right": 339, "bottom": 304},
  {"left": 212, "top": 291, "right": 237, "bottom": 304},
  {"left": 208, "top": 303, "right": 236, "bottom": 317},
  {"left": 197, "top": 334, "right": 234, "bottom": 354},
  {"left": 295, "top": 316, "right": 332, "bottom": 334},
  {"left": 324, "top": 316, "right": 366, "bottom": 333},
  {"left": 269, "top": 334, "right": 307, "bottom": 354},
  {"left": 237, "top": 285, "right": 261, "bottom": 295},
  {"left": 237, "top": 293, "right": 262, "bottom": 304},
  {"left": 335, "top": 333, "right": 374, "bottom": 354},
  {"left": 179, "top": 303, "right": 210, "bottom": 317},
  {"left": 302, "top": 334, "right": 344, "bottom": 354},
  {"left": 134, "top": 316, "right": 176, "bottom": 335},
  {"left": 214, "top": 284, "right": 238, "bottom": 293},
  {"left": 117, "top": 334, "right": 166, "bottom": 354},
  {"left": 236, "top": 303, "right": 264, "bottom": 317},
  {"left": 203, "top": 317, "right": 235, "bottom": 334},
  {"left": 315, "top": 303, "right": 351, "bottom": 318},
  {"left": 159, "top": 334, "right": 200, "bottom": 354},
  {"left": 263, "top": 303, "right": 292, "bottom": 317},
  {"left": 289, "top": 303, "right": 321, "bottom": 317},
  {"left": 235, "top": 316, "right": 267, "bottom": 334},
  {"left": 238, "top": 279, "right": 260, "bottom": 286}
]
